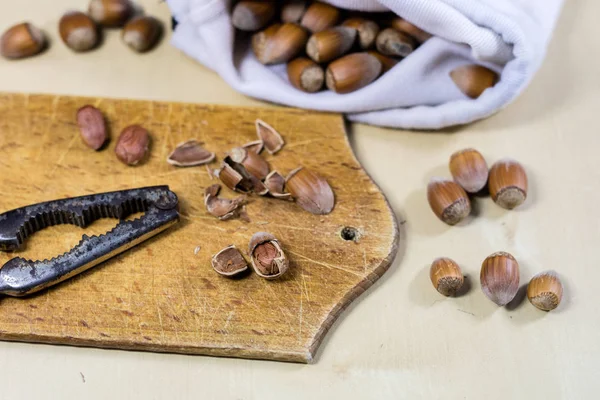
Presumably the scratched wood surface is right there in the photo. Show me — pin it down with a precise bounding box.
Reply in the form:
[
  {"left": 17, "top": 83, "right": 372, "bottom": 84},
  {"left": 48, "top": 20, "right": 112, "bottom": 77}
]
[{"left": 0, "top": 93, "right": 399, "bottom": 363}]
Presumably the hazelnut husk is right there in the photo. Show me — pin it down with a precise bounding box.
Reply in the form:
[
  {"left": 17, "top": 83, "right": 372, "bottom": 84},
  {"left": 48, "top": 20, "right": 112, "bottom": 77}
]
[
  {"left": 115, "top": 125, "right": 150, "bottom": 166},
  {"left": 0, "top": 22, "right": 46, "bottom": 59},
  {"left": 366, "top": 51, "right": 399, "bottom": 74},
  {"left": 88, "top": 0, "right": 134, "bottom": 27},
  {"left": 281, "top": 0, "right": 308, "bottom": 23},
  {"left": 76, "top": 105, "right": 107, "bottom": 150},
  {"left": 248, "top": 232, "right": 289, "bottom": 280},
  {"left": 211, "top": 245, "right": 249, "bottom": 278},
  {"left": 265, "top": 171, "right": 292, "bottom": 200},
  {"left": 167, "top": 140, "right": 215, "bottom": 167},
  {"left": 252, "top": 23, "right": 308, "bottom": 65},
  {"left": 375, "top": 28, "right": 416, "bottom": 57},
  {"left": 232, "top": 0, "right": 276, "bottom": 32},
  {"left": 527, "top": 271, "right": 563, "bottom": 311},
  {"left": 59, "top": 11, "right": 99, "bottom": 52},
  {"left": 122, "top": 16, "right": 163, "bottom": 53},
  {"left": 480, "top": 252, "right": 520, "bottom": 306},
  {"left": 228, "top": 146, "right": 270, "bottom": 180},
  {"left": 306, "top": 27, "right": 356, "bottom": 63},
  {"left": 287, "top": 57, "right": 325, "bottom": 93},
  {"left": 430, "top": 257, "right": 464, "bottom": 296},
  {"left": 449, "top": 148, "right": 489, "bottom": 193},
  {"left": 255, "top": 119, "right": 284, "bottom": 154},
  {"left": 204, "top": 184, "right": 247, "bottom": 221},
  {"left": 450, "top": 65, "right": 498, "bottom": 99},
  {"left": 286, "top": 167, "right": 335, "bottom": 215},
  {"left": 389, "top": 18, "right": 432, "bottom": 43},
  {"left": 427, "top": 178, "right": 471, "bottom": 225},
  {"left": 300, "top": 2, "right": 340, "bottom": 33},
  {"left": 341, "top": 18, "right": 380, "bottom": 49},
  {"left": 488, "top": 158, "right": 528, "bottom": 210},
  {"left": 325, "top": 52, "right": 382, "bottom": 94}
]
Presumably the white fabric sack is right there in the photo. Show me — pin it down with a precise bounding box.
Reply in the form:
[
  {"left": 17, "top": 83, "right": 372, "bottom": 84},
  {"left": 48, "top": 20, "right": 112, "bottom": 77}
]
[{"left": 166, "top": 0, "right": 564, "bottom": 129}]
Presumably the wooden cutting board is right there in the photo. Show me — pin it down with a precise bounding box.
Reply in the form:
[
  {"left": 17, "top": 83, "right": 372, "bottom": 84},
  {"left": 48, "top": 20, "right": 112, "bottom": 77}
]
[{"left": 0, "top": 93, "right": 399, "bottom": 363}]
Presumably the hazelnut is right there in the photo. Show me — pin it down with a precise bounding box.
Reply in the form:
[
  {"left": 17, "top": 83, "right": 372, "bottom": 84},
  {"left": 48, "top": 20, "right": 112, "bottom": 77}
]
[
  {"left": 264, "top": 171, "right": 292, "bottom": 200},
  {"left": 242, "top": 140, "right": 264, "bottom": 154},
  {"left": 76, "top": 105, "right": 107, "bottom": 150},
  {"left": 449, "top": 148, "right": 489, "bottom": 193},
  {"left": 527, "top": 271, "right": 563, "bottom": 311},
  {"left": 88, "top": 0, "right": 134, "bottom": 27},
  {"left": 286, "top": 167, "right": 335, "bottom": 215},
  {"left": 375, "top": 28, "right": 415, "bottom": 57},
  {"left": 341, "top": 18, "right": 380, "bottom": 49},
  {"left": 480, "top": 252, "right": 520, "bottom": 306},
  {"left": 306, "top": 27, "right": 356, "bottom": 63},
  {"left": 115, "top": 125, "right": 150, "bottom": 166},
  {"left": 488, "top": 158, "right": 528, "bottom": 209},
  {"left": 204, "top": 184, "right": 247, "bottom": 221},
  {"left": 252, "top": 23, "right": 308, "bottom": 65},
  {"left": 59, "top": 11, "right": 99, "bottom": 52},
  {"left": 122, "top": 16, "right": 163, "bottom": 53},
  {"left": 248, "top": 232, "right": 289, "bottom": 280},
  {"left": 231, "top": 0, "right": 276, "bottom": 32},
  {"left": 0, "top": 22, "right": 46, "bottom": 59},
  {"left": 430, "top": 257, "right": 464, "bottom": 296},
  {"left": 325, "top": 52, "right": 382, "bottom": 94},
  {"left": 211, "top": 245, "right": 249, "bottom": 278},
  {"left": 427, "top": 178, "right": 471, "bottom": 225},
  {"left": 450, "top": 65, "right": 498, "bottom": 99},
  {"left": 281, "top": 0, "right": 308, "bottom": 24},
  {"left": 287, "top": 57, "right": 325, "bottom": 93},
  {"left": 228, "top": 147, "right": 270, "bottom": 180},
  {"left": 300, "top": 2, "right": 340, "bottom": 33}
]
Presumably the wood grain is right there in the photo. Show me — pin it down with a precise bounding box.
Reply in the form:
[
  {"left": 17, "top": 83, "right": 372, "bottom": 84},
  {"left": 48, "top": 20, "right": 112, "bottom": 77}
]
[{"left": 0, "top": 93, "right": 399, "bottom": 363}]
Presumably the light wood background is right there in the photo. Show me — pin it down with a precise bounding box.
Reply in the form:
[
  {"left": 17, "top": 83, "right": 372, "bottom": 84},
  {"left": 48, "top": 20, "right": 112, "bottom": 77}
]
[{"left": 0, "top": 0, "right": 598, "bottom": 399}]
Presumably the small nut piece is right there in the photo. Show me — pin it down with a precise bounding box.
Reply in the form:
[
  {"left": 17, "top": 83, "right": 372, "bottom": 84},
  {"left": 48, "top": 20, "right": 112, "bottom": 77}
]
[
  {"left": 76, "top": 105, "right": 107, "bottom": 150},
  {"left": 300, "top": 2, "right": 340, "bottom": 33},
  {"left": 59, "top": 12, "right": 99, "bottom": 52},
  {"left": 212, "top": 245, "right": 249, "bottom": 278},
  {"left": 449, "top": 148, "right": 489, "bottom": 193},
  {"left": 287, "top": 57, "right": 325, "bottom": 93},
  {"left": 450, "top": 65, "right": 498, "bottom": 99},
  {"left": 1, "top": 22, "right": 46, "bottom": 59},
  {"left": 232, "top": 0, "right": 275, "bottom": 32},
  {"left": 341, "top": 18, "right": 379, "bottom": 49},
  {"left": 527, "top": 271, "right": 563, "bottom": 311},
  {"left": 480, "top": 252, "right": 520, "bottom": 306},
  {"left": 326, "top": 52, "right": 382, "bottom": 94},
  {"left": 306, "top": 27, "right": 356, "bottom": 63},
  {"left": 248, "top": 232, "right": 289, "bottom": 279},
  {"left": 167, "top": 140, "right": 215, "bottom": 167},
  {"left": 430, "top": 258, "right": 464, "bottom": 296},
  {"left": 255, "top": 119, "right": 284, "bottom": 154},
  {"left": 281, "top": 0, "right": 308, "bottom": 23},
  {"left": 376, "top": 28, "right": 416, "bottom": 57},
  {"left": 122, "top": 16, "right": 162, "bottom": 53},
  {"left": 252, "top": 23, "right": 308, "bottom": 65},
  {"left": 488, "top": 158, "right": 528, "bottom": 210},
  {"left": 88, "top": 0, "right": 134, "bottom": 27},
  {"left": 427, "top": 178, "right": 471, "bottom": 225},
  {"left": 115, "top": 125, "right": 150, "bottom": 165},
  {"left": 286, "top": 167, "right": 335, "bottom": 215}
]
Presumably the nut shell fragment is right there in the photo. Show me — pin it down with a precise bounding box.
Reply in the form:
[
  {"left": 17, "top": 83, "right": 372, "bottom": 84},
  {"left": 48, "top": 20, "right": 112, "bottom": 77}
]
[
  {"left": 243, "top": 140, "right": 264, "bottom": 154},
  {"left": 286, "top": 167, "right": 335, "bottom": 215},
  {"left": 167, "top": 140, "right": 215, "bottom": 167},
  {"left": 256, "top": 119, "right": 284, "bottom": 154},
  {"left": 265, "top": 171, "right": 292, "bottom": 200},
  {"left": 211, "top": 245, "right": 249, "bottom": 277},
  {"left": 219, "top": 156, "right": 268, "bottom": 194},
  {"left": 229, "top": 147, "right": 270, "bottom": 179},
  {"left": 204, "top": 184, "right": 247, "bottom": 221},
  {"left": 248, "top": 232, "right": 289, "bottom": 280}
]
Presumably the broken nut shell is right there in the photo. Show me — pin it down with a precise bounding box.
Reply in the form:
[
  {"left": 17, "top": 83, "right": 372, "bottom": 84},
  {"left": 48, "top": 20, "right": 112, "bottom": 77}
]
[
  {"left": 286, "top": 167, "right": 335, "bottom": 215},
  {"left": 212, "top": 245, "right": 249, "bottom": 278},
  {"left": 167, "top": 140, "right": 215, "bottom": 167},
  {"left": 488, "top": 158, "right": 528, "bottom": 210},
  {"left": 248, "top": 232, "right": 289, "bottom": 280},
  {"left": 255, "top": 119, "right": 285, "bottom": 154}
]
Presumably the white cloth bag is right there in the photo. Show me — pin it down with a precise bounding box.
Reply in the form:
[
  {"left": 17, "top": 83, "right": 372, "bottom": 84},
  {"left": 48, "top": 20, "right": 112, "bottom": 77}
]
[{"left": 166, "top": 0, "right": 564, "bottom": 129}]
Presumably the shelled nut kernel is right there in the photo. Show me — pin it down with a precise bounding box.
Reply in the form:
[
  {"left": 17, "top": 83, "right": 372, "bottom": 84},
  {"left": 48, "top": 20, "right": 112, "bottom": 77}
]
[
  {"left": 59, "top": 12, "right": 99, "bottom": 52},
  {"left": 488, "top": 159, "right": 528, "bottom": 210},
  {"left": 325, "top": 52, "right": 382, "bottom": 94},
  {"left": 115, "top": 125, "right": 150, "bottom": 166},
  {"left": 211, "top": 245, "right": 249, "bottom": 277},
  {"left": 527, "top": 271, "right": 563, "bottom": 311},
  {"left": 480, "top": 252, "right": 520, "bottom": 306},
  {"left": 306, "top": 27, "right": 356, "bottom": 63},
  {"left": 77, "top": 105, "right": 107, "bottom": 150},
  {"left": 450, "top": 65, "right": 498, "bottom": 99},
  {"left": 286, "top": 167, "right": 335, "bottom": 215},
  {"left": 449, "top": 148, "right": 489, "bottom": 193},
  {"left": 232, "top": 0, "right": 276, "bottom": 32},
  {"left": 430, "top": 258, "right": 464, "bottom": 296},
  {"left": 287, "top": 57, "right": 325, "bottom": 93},
  {"left": 0, "top": 23, "right": 46, "bottom": 59},
  {"left": 427, "top": 178, "right": 471, "bottom": 225}
]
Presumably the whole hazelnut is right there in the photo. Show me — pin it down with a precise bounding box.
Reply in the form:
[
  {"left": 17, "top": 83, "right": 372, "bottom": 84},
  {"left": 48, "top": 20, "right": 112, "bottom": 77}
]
[
  {"left": 430, "top": 258, "right": 464, "bottom": 296},
  {"left": 480, "top": 252, "right": 520, "bottom": 306},
  {"left": 88, "top": 0, "right": 134, "bottom": 27},
  {"left": 427, "top": 178, "right": 471, "bottom": 225},
  {"left": 449, "top": 148, "right": 489, "bottom": 193},
  {"left": 527, "top": 271, "right": 563, "bottom": 311},
  {"left": 122, "top": 16, "right": 163, "bottom": 53},
  {"left": 59, "top": 11, "right": 99, "bottom": 52},
  {"left": 488, "top": 158, "right": 528, "bottom": 209},
  {"left": 115, "top": 125, "right": 150, "bottom": 165},
  {"left": 1, "top": 22, "right": 46, "bottom": 59}
]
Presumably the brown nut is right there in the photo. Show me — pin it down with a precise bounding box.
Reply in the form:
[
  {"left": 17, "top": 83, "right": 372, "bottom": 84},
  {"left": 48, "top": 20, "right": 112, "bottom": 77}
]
[
  {"left": 115, "top": 125, "right": 150, "bottom": 166},
  {"left": 252, "top": 23, "right": 308, "bottom": 65},
  {"left": 480, "top": 252, "right": 520, "bottom": 306},
  {"left": 300, "top": 2, "right": 340, "bottom": 33},
  {"left": 248, "top": 232, "right": 289, "bottom": 279},
  {"left": 488, "top": 158, "right": 528, "bottom": 210},
  {"left": 228, "top": 146, "right": 270, "bottom": 180},
  {"left": 167, "top": 140, "right": 215, "bottom": 167},
  {"left": 341, "top": 18, "right": 379, "bottom": 49},
  {"left": 430, "top": 258, "right": 464, "bottom": 296},
  {"left": 281, "top": 0, "right": 308, "bottom": 23},
  {"left": 76, "top": 105, "right": 107, "bottom": 150},
  {"left": 427, "top": 178, "right": 471, "bottom": 225},
  {"left": 450, "top": 65, "right": 498, "bottom": 99},
  {"left": 376, "top": 28, "right": 416, "bottom": 57},
  {"left": 390, "top": 18, "right": 432, "bottom": 43},
  {"left": 232, "top": 0, "right": 276, "bottom": 32},
  {"left": 255, "top": 119, "right": 284, "bottom": 154},
  {"left": 59, "top": 12, "right": 99, "bottom": 52},
  {"left": 325, "top": 52, "right": 382, "bottom": 94},
  {"left": 1, "top": 22, "right": 46, "bottom": 59},
  {"left": 306, "top": 27, "right": 356, "bottom": 63},
  {"left": 265, "top": 171, "right": 292, "bottom": 200},
  {"left": 122, "top": 16, "right": 162, "bottom": 53},
  {"left": 449, "top": 148, "right": 489, "bottom": 193},
  {"left": 219, "top": 156, "right": 268, "bottom": 195},
  {"left": 287, "top": 57, "right": 325, "bottom": 93},
  {"left": 366, "top": 51, "right": 399, "bottom": 74},
  {"left": 211, "top": 245, "right": 249, "bottom": 278},
  {"left": 286, "top": 167, "right": 335, "bottom": 215},
  {"left": 88, "top": 0, "right": 134, "bottom": 27},
  {"left": 527, "top": 271, "right": 563, "bottom": 311},
  {"left": 242, "top": 140, "right": 264, "bottom": 154}
]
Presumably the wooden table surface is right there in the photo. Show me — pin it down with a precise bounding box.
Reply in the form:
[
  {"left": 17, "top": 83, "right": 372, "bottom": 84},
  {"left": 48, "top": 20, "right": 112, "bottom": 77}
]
[{"left": 0, "top": 0, "right": 597, "bottom": 399}]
